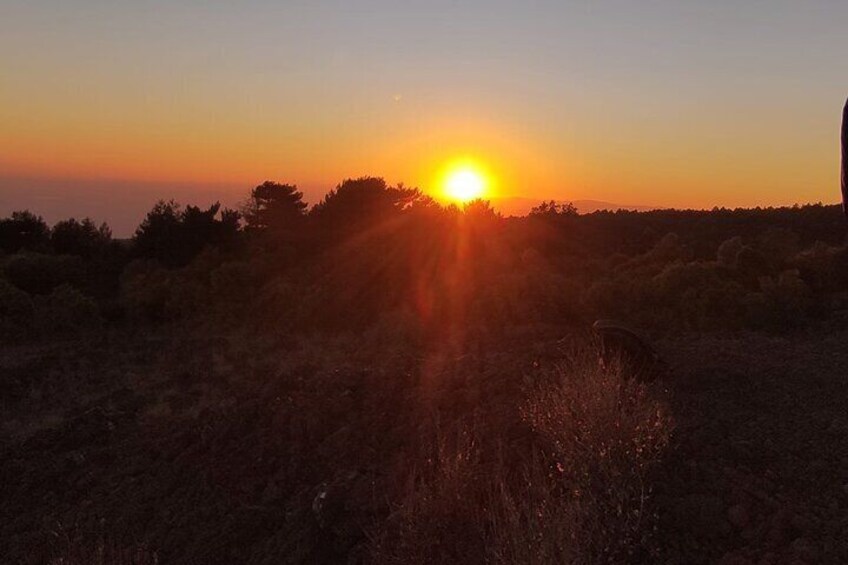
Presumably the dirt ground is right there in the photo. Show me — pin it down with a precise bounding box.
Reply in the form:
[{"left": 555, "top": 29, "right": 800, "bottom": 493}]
[
  {"left": 657, "top": 330, "right": 848, "bottom": 564},
  {"left": 2, "top": 329, "right": 847, "bottom": 564}
]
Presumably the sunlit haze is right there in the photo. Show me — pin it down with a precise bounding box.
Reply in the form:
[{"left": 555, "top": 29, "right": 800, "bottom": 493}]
[{"left": 2, "top": 1, "right": 848, "bottom": 233}]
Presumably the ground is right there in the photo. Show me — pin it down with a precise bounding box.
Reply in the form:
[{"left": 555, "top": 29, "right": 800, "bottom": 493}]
[
  {"left": 657, "top": 330, "right": 848, "bottom": 564},
  {"left": 2, "top": 328, "right": 847, "bottom": 563}
]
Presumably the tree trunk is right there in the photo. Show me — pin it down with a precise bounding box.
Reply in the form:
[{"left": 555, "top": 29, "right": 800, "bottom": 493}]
[{"left": 842, "top": 98, "right": 848, "bottom": 217}]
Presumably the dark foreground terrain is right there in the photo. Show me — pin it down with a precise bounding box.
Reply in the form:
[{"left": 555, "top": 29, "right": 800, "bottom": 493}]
[
  {"left": 657, "top": 330, "right": 848, "bottom": 564},
  {"left": 4, "top": 198, "right": 848, "bottom": 563},
  {"left": 2, "top": 326, "right": 847, "bottom": 564}
]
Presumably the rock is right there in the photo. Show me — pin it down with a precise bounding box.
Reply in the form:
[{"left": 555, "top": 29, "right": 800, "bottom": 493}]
[
  {"left": 718, "top": 551, "right": 753, "bottom": 565},
  {"left": 312, "top": 482, "right": 329, "bottom": 522},
  {"left": 757, "top": 552, "right": 778, "bottom": 565},
  {"left": 791, "top": 537, "right": 820, "bottom": 562},
  {"left": 731, "top": 440, "right": 755, "bottom": 460},
  {"left": 790, "top": 512, "right": 816, "bottom": 533},
  {"left": 827, "top": 418, "right": 848, "bottom": 435},
  {"left": 673, "top": 493, "right": 730, "bottom": 539},
  {"left": 766, "top": 508, "right": 792, "bottom": 546},
  {"left": 727, "top": 503, "right": 751, "bottom": 529},
  {"left": 805, "top": 459, "right": 827, "bottom": 475}
]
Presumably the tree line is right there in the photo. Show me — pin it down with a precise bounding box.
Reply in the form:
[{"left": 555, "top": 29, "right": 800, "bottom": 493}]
[{"left": 1, "top": 176, "right": 847, "bottom": 338}]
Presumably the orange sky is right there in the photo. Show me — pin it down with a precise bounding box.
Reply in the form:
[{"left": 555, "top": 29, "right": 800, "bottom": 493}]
[{"left": 2, "top": 1, "right": 847, "bottom": 222}]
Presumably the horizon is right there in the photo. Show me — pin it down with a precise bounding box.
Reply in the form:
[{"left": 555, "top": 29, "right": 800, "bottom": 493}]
[
  {"left": 2, "top": 1, "right": 847, "bottom": 227},
  {"left": 1, "top": 171, "right": 840, "bottom": 237}
]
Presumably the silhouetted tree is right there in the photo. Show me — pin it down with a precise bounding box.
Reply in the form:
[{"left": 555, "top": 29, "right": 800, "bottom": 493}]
[
  {"left": 3, "top": 253, "right": 85, "bottom": 295},
  {"left": 529, "top": 200, "right": 578, "bottom": 218},
  {"left": 51, "top": 218, "right": 112, "bottom": 257},
  {"left": 0, "top": 211, "right": 50, "bottom": 253},
  {"left": 463, "top": 199, "right": 502, "bottom": 222},
  {"left": 133, "top": 200, "right": 241, "bottom": 267},
  {"left": 133, "top": 200, "right": 182, "bottom": 265},
  {"left": 181, "top": 203, "right": 240, "bottom": 255},
  {"left": 244, "top": 181, "right": 307, "bottom": 231},
  {"left": 310, "top": 177, "right": 423, "bottom": 239}
]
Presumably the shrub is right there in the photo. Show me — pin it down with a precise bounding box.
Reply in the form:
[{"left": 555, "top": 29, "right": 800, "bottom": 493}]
[
  {"left": 3, "top": 253, "right": 85, "bottom": 295},
  {"left": 33, "top": 284, "right": 102, "bottom": 333},
  {"left": 744, "top": 269, "right": 814, "bottom": 330},
  {"left": 120, "top": 260, "right": 175, "bottom": 322},
  {"left": 716, "top": 236, "right": 743, "bottom": 267},
  {"left": 0, "top": 277, "right": 35, "bottom": 336},
  {"left": 369, "top": 349, "right": 673, "bottom": 565},
  {"left": 735, "top": 246, "right": 771, "bottom": 282},
  {"left": 522, "top": 353, "right": 673, "bottom": 562}
]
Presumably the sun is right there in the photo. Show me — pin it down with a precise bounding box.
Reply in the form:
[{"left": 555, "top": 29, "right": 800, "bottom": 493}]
[{"left": 442, "top": 163, "right": 489, "bottom": 203}]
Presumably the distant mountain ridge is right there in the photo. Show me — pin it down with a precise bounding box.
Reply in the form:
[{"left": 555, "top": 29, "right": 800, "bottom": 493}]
[{"left": 491, "top": 196, "right": 656, "bottom": 217}]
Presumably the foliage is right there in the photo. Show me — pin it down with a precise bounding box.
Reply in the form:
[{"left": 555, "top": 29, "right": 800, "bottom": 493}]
[
  {"left": 0, "top": 210, "right": 50, "bottom": 253},
  {"left": 4, "top": 189, "right": 848, "bottom": 339},
  {"left": 243, "top": 180, "right": 307, "bottom": 232},
  {"left": 132, "top": 200, "right": 241, "bottom": 267},
  {"left": 51, "top": 217, "right": 112, "bottom": 257},
  {"left": 0, "top": 277, "right": 34, "bottom": 337},
  {"left": 369, "top": 348, "right": 672, "bottom": 564},
  {"left": 310, "top": 177, "right": 426, "bottom": 242},
  {"left": 34, "top": 284, "right": 102, "bottom": 333},
  {"left": 529, "top": 199, "right": 579, "bottom": 218},
  {"left": 2, "top": 252, "right": 86, "bottom": 295}
]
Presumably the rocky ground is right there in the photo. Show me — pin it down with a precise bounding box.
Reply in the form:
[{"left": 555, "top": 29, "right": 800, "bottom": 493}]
[
  {"left": 657, "top": 331, "right": 848, "bottom": 564},
  {"left": 1, "top": 328, "right": 847, "bottom": 563}
]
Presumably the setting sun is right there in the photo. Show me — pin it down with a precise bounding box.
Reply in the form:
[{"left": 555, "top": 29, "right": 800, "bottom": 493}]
[{"left": 441, "top": 162, "right": 490, "bottom": 203}]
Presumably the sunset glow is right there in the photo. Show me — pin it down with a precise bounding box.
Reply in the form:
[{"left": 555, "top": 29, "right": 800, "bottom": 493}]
[{"left": 1, "top": 2, "right": 847, "bottom": 232}]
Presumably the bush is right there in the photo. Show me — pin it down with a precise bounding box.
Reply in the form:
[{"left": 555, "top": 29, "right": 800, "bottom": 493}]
[
  {"left": 3, "top": 253, "right": 85, "bottom": 295},
  {"left": 120, "top": 260, "right": 175, "bottom": 322},
  {"left": 716, "top": 236, "right": 743, "bottom": 267},
  {"left": 369, "top": 349, "right": 673, "bottom": 564},
  {"left": 33, "top": 284, "right": 102, "bottom": 333},
  {"left": 0, "top": 277, "right": 35, "bottom": 336},
  {"left": 743, "top": 269, "right": 814, "bottom": 330},
  {"left": 522, "top": 353, "right": 673, "bottom": 562}
]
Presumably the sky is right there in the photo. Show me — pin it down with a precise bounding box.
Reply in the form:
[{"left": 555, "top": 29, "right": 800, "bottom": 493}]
[{"left": 2, "top": 1, "right": 847, "bottom": 234}]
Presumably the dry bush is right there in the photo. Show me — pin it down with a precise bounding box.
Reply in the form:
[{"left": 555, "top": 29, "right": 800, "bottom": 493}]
[
  {"left": 49, "top": 544, "right": 158, "bottom": 565},
  {"left": 367, "top": 426, "right": 490, "bottom": 565},
  {"left": 45, "top": 525, "right": 158, "bottom": 565},
  {"left": 368, "top": 348, "right": 673, "bottom": 565},
  {"left": 523, "top": 351, "right": 673, "bottom": 563}
]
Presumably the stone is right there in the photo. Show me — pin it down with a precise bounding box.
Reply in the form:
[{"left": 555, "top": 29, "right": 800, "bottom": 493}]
[
  {"left": 766, "top": 508, "right": 792, "bottom": 546},
  {"left": 727, "top": 503, "right": 751, "bottom": 529},
  {"left": 791, "top": 537, "right": 820, "bottom": 562},
  {"left": 718, "top": 552, "right": 753, "bottom": 565},
  {"left": 789, "top": 512, "right": 816, "bottom": 533},
  {"left": 757, "top": 552, "right": 778, "bottom": 565}
]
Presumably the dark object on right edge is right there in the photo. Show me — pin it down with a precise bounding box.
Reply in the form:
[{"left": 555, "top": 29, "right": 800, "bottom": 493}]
[
  {"left": 592, "top": 320, "right": 666, "bottom": 383},
  {"left": 841, "top": 98, "right": 848, "bottom": 218}
]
